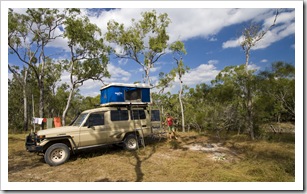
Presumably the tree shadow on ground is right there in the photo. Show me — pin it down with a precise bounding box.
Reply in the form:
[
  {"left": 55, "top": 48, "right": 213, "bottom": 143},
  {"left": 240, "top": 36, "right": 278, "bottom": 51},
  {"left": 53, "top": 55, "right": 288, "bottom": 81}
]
[{"left": 128, "top": 145, "right": 156, "bottom": 182}]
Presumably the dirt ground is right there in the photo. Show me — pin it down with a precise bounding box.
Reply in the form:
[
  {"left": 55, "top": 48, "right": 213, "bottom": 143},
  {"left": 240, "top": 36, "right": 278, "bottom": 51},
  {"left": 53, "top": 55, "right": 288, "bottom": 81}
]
[
  {"left": 8, "top": 131, "right": 294, "bottom": 182},
  {"left": 8, "top": 132, "right": 238, "bottom": 182}
]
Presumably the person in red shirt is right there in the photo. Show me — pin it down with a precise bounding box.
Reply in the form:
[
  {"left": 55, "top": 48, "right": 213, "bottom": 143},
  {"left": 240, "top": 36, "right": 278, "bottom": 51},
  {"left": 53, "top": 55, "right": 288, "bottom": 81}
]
[{"left": 164, "top": 113, "right": 178, "bottom": 140}]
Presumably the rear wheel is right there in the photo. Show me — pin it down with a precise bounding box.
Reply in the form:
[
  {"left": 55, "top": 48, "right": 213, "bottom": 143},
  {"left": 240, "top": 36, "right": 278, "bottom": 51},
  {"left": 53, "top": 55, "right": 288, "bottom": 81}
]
[
  {"left": 123, "top": 134, "right": 139, "bottom": 151},
  {"left": 44, "top": 143, "right": 70, "bottom": 166}
]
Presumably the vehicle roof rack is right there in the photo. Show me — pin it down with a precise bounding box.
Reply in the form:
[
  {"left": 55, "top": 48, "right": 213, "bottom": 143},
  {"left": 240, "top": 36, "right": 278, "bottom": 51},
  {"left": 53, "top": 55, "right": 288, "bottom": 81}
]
[{"left": 100, "top": 102, "right": 150, "bottom": 107}]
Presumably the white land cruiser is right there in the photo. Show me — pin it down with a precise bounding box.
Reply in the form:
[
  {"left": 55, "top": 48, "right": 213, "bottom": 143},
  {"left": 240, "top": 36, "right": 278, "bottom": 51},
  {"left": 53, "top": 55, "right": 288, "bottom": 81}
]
[{"left": 25, "top": 106, "right": 161, "bottom": 166}]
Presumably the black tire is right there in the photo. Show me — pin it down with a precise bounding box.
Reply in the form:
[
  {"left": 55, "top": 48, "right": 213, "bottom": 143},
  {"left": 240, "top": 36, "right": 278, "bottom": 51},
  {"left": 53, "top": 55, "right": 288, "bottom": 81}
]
[
  {"left": 123, "top": 134, "right": 139, "bottom": 151},
  {"left": 44, "top": 143, "right": 70, "bottom": 166}
]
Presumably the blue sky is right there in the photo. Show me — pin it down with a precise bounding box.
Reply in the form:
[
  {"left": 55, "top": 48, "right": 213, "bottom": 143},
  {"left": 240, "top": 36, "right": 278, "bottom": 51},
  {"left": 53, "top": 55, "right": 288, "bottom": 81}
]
[{"left": 6, "top": 3, "right": 297, "bottom": 97}]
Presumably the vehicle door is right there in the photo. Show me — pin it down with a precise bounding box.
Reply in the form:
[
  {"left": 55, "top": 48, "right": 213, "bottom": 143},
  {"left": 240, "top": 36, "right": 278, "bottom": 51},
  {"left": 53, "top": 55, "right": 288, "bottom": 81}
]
[
  {"left": 131, "top": 109, "right": 151, "bottom": 136},
  {"left": 79, "top": 112, "right": 108, "bottom": 147},
  {"left": 106, "top": 109, "right": 129, "bottom": 143}
]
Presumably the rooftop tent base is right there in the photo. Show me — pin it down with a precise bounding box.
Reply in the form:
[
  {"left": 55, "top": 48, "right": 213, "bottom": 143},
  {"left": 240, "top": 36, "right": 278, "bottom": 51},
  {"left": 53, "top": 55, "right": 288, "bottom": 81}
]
[
  {"left": 100, "top": 83, "right": 151, "bottom": 106},
  {"left": 99, "top": 102, "right": 151, "bottom": 107}
]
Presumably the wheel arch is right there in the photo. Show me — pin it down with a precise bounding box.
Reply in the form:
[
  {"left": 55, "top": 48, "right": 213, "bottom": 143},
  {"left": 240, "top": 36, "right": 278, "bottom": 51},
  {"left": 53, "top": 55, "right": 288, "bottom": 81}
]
[
  {"left": 43, "top": 137, "right": 75, "bottom": 153},
  {"left": 123, "top": 131, "right": 140, "bottom": 141}
]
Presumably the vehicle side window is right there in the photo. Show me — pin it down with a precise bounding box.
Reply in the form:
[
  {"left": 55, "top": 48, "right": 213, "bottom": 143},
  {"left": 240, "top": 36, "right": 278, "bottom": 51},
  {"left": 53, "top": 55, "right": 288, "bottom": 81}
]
[
  {"left": 85, "top": 112, "right": 104, "bottom": 126},
  {"left": 111, "top": 110, "right": 129, "bottom": 121},
  {"left": 132, "top": 110, "right": 146, "bottom": 120},
  {"left": 151, "top": 110, "right": 160, "bottom": 121}
]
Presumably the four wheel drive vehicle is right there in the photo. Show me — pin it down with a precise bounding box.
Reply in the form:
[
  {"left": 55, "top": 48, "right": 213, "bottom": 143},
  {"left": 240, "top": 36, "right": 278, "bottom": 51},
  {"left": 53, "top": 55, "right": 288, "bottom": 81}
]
[{"left": 25, "top": 106, "right": 161, "bottom": 166}]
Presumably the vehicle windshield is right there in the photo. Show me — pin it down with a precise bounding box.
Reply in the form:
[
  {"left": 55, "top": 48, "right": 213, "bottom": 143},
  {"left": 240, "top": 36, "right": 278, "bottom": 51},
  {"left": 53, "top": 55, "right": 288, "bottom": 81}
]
[{"left": 72, "top": 113, "right": 89, "bottom": 127}]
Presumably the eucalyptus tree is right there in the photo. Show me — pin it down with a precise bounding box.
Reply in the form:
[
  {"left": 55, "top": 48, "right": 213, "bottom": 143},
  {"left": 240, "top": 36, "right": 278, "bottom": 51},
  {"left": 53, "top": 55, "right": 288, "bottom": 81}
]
[
  {"left": 106, "top": 10, "right": 170, "bottom": 85},
  {"left": 8, "top": 8, "right": 72, "bottom": 130},
  {"left": 240, "top": 9, "right": 279, "bottom": 139},
  {"left": 169, "top": 41, "right": 189, "bottom": 132},
  {"left": 61, "top": 13, "right": 110, "bottom": 126}
]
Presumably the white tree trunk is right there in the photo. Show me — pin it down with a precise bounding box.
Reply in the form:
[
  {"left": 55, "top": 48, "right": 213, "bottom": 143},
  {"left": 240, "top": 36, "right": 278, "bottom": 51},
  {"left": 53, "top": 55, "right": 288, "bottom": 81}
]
[
  {"left": 179, "top": 79, "right": 185, "bottom": 132},
  {"left": 38, "top": 78, "right": 44, "bottom": 130},
  {"left": 23, "top": 69, "right": 28, "bottom": 131},
  {"left": 245, "top": 50, "right": 254, "bottom": 140},
  {"left": 62, "top": 87, "right": 74, "bottom": 126},
  {"left": 144, "top": 63, "right": 151, "bottom": 85}
]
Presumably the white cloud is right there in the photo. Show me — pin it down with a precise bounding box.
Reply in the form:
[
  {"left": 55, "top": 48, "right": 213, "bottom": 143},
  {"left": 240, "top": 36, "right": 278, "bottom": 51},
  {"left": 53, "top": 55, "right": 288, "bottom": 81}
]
[
  {"left": 153, "top": 60, "right": 220, "bottom": 94},
  {"left": 156, "top": 62, "right": 220, "bottom": 94},
  {"left": 207, "top": 60, "right": 219, "bottom": 65},
  {"left": 181, "top": 60, "right": 220, "bottom": 85},
  {"left": 105, "top": 63, "right": 131, "bottom": 83},
  {"left": 222, "top": 36, "right": 244, "bottom": 49},
  {"left": 78, "top": 80, "right": 104, "bottom": 97},
  {"left": 261, "top": 59, "right": 268, "bottom": 63},
  {"left": 46, "top": 35, "right": 70, "bottom": 52}
]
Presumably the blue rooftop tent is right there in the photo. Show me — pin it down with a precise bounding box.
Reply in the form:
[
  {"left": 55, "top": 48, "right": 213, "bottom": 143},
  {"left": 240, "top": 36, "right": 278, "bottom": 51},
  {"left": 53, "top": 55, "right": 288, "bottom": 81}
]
[{"left": 100, "top": 83, "right": 151, "bottom": 106}]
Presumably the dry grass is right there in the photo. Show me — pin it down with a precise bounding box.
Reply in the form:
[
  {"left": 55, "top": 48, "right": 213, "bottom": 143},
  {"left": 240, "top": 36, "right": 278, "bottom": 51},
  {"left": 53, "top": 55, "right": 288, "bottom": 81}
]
[{"left": 8, "top": 130, "right": 295, "bottom": 182}]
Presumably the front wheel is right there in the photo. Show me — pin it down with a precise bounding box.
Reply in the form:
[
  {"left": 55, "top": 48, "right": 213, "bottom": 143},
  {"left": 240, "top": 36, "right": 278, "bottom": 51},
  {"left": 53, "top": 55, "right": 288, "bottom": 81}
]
[
  {"left": 123, "top": 134, "right": 139, "bottom": 151},
  {"left": 44, "top": 143, "right": 70, "bottom": 166}
]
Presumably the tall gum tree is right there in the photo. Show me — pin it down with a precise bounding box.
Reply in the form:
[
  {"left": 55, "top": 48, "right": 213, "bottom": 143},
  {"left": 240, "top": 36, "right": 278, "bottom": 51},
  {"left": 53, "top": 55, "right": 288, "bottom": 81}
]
[
  {"left": 106, "top": 10, "right": 170, "bottom": 85},
  {"left": 240, "top": 9, "right": 279, "bottom": 140},
  {"left": 62, "top": 13, "right": 110, "bottom": 126},
  {"left": 169, "top": 41, "right": 189, "bottom": 132}
]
